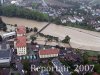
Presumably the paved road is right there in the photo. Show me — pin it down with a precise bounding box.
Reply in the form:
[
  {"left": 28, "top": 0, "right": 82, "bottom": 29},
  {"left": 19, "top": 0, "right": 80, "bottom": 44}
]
[{"left": 16, "top": 61, "right": 24, "bottom": 75}]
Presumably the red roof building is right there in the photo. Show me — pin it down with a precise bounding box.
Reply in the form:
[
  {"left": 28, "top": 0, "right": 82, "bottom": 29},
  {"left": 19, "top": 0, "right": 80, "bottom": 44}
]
[
  {"left": 16, "top": 25, "right": 27, "bottom": 56},
  {"left": 16, "top": 26, "right": 26, "bottom": 35},
  {"left": 39, "top": 48, "right": 59, "bottom": 58},
  {"left": 16, "top": 36, "right": 26, "bottom": 47},
  {"left": 16, "top": 36, "right": 27, "bottom": 56}
]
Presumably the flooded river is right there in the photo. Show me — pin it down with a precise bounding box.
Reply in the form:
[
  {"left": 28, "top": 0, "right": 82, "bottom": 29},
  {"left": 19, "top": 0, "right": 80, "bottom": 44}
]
[{"left": 1, "top": 16, "right": 100, "bottom": 51}]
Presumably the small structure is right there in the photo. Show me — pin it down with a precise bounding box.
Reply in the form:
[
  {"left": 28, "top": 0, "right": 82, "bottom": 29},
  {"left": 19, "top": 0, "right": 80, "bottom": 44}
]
[
  {"left": 39, "top": 48, "right": 59, "bottom": 58},
  {"left": 3, "top": 32, "right": 16, "bottom": 38},
  {"left": 61, "top": 17, "right": 67, "bottom": 24},
  {"left": 0, "top": 41, "right": 11, "bottom": 67},
  {"left": 68, "top": 16, "right": 76, "bottom": 23},
  {"left": 74, "top": 16, "right": 83, "bottom": 22}
]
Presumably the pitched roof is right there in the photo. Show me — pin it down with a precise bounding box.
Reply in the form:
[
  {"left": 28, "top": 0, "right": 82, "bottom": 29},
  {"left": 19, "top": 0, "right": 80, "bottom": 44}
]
[
  {"left": 92, "top": 72, "right": 100, "bottom": 75},
  {"left": 17, "top": 26, "right": 26, "bottom": 34},
  {"left": 16, "top": 36, "right": 26, "bottom": 47},
  {"left": 39, "top": 48, "right": 59, "bottom": 55},
  {"left": 0, "top": 49, "right": 11, "bottom": 58}
]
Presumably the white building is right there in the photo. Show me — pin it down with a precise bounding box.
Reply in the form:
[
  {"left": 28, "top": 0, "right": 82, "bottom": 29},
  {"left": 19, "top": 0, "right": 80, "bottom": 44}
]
[
  {"left": 61, "top": 19, "right": 67, "bottom": 24},
  {"left": 0, "top": 0, "right": 5, "bottom": 4},
  {"left": 68, "top": 16, "right": 76, "bottom": 23},
  {"left": 3, "top": 32, "right": 16, "bottom": 38},
  {"left": 74, "top": 16, "right": 83, "bottom": 22}
]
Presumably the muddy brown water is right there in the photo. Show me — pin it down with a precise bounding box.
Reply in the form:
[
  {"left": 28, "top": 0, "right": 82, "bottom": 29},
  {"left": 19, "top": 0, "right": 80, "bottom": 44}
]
[{"left": 1, "top": 16, "right": 100, "bottom": 51}]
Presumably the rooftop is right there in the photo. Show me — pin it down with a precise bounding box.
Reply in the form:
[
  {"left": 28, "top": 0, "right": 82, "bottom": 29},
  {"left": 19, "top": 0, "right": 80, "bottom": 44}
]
[
  {"left": 39, "top": 48, "right": 59, "bottom": 55},
  {"left": 52, "top": 59, "right": 71, "bottom": 75},
  {"left": 16, "top": 36, "right": 26, "bottom": 47},
  {"left": 17, "top": 26, "right": 26, "bottom": 34},
  {"left": 0, "top": 40, "right": 10, "bottom": 50},
  {"left": 0, "top": 49, "right": 11, "bottom": 59}
]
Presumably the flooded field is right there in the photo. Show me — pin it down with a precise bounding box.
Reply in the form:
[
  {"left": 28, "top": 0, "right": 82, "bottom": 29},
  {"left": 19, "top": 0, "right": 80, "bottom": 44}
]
[{"left": 1, "top": 16, "right": 100, "bottom": 51}]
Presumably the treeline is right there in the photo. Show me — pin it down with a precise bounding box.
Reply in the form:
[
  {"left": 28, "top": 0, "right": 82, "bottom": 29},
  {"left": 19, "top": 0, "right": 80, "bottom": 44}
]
[
  {"left": 0, "top": 5, "right": 49, "bottom": 22},
  {"left": 0, "top": 17, "right": 7, "bottom": 31},
  {"left": 54, "top": 17, "right": 95, "bottom": 31}
]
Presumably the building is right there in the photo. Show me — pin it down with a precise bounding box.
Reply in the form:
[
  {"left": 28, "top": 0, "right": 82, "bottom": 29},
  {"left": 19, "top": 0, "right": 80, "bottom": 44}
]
[
  {"left": 16, "top": 26, "right": 26, "bottom": 36},
  {"left": 74, "top": 16, "right": 83, "bottom": 22},
  {"left": 39, "top": 48, "right": 59, "bottom": 58},
  {"left": 61, "top": 18, "right": 67, "bottom": 24},
  {"left": 0, "top": 40, "right": 11, "bottom": 67},
  {"left": 16, "top": 36, "right": 27, "bottom": 56},
  {"left": 16, "top": 26, "right": 27, "bottom": 56},
  {"left": 3, "top": 32, "right": 16, "bottom": 38},
  {"left": 68, "top": 16, "right": 76, "bottom": 23},
  {"left": 0, "top": 50, "right": 11, "bottom": 67},
  {"left": 52, "top": 58, "right": 71, "bottom": 75},
  {"left": 0, "top": 0, "right": 5, "bottom": 4}
]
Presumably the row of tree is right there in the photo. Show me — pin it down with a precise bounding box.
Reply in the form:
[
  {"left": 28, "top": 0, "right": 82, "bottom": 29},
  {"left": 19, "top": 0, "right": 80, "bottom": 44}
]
[
  {"left": 0, "top": 5, "right": 49, "bottom": 22},
  {"left": 0, "top": 17, "right": 7, "bottom": 31}
]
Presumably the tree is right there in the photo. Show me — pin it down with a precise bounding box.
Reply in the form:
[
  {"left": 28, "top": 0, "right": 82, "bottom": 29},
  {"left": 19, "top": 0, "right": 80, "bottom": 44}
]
[
  {"left": 15, "top": 24, "right": 17, "bottom": 27},
  {"left": 0, "top": 17, "right": 3, "bottom": 23},
  {"left": 82, "top": 52, "right": 89, "bottom": 64},
  {"left": 0, "top": 35, "right": 2, "bottom": 42},
  {"left": 62, "top": 35, "right": 70, "bottom": 44},
  {"left": 26, "top": 27, "right": 30, "bottom": 33},
  {"left": 0, "top": 17, "right": 7, "bottom": 31},
  {"left": 22, "top": 60, "right": 31, "bottom": 75},
  {"left": 98, "top": 55, "right": 100, "bottom": 63},
  {"left": 30, "top": 35, "right": 37, "bottom": 41},
  {"left": 93, "top": 64, "right": 100, "bottom": 74},
  {"left": 33, "top": 27, "right": 38, "bottom": 33},
  {"left": 72, "top": 71, "right": 79, "bottom": 75},
  {"left": 3, "top": 26, "right": 7, "bottom": 32}
]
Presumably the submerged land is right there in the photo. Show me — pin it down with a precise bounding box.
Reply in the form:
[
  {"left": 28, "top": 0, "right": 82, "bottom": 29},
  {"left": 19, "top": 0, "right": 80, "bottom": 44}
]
[{"left": 1, "top": 16, "right": 100, "bottom": 51}]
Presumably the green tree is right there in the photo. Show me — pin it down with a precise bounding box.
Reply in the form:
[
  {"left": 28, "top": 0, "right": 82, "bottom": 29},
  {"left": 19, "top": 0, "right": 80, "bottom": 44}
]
[
  {"left": 0, "top": 17, "right": 7, "bottom": 31},
  {"left": 62, "top": 35, "right": 70, "bottom": 44},
  {"left": 0, "top": 35, "right": 2, "bottom": 42},
  {"left": 30, "top": 35, "right": 37, "bottom": 41},
  {"left": 94, "top": 64, "right": 100, "bottom": 74},
  {"left": 33, "top": 27, "right": 38, "bottom": 32},
  {"left": 82, "top": 52, "right": 89, "bottom": 64},
  {"left": 22, "top": 60, "right": 31, "bottom": 75},
  {"left": 72, "top": 71, "right": 79, "bottom": 75},
  {"left": 98, "top": 55, "right": 100, "bottom": 63}
]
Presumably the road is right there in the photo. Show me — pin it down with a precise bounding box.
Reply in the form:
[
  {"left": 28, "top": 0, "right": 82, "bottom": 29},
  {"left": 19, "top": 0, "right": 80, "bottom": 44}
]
[{"left": 16, "top": 61, "right": 24, "bottom": 75}]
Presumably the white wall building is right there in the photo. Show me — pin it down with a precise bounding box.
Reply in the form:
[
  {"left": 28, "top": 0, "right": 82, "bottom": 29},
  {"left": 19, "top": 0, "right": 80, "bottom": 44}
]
[
  {"left": 68, "top": 16, "right": 76, "bottom": 23},
  {"left": 74, "top": 16, "right": 83, "bottom": 22}
]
